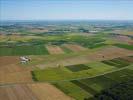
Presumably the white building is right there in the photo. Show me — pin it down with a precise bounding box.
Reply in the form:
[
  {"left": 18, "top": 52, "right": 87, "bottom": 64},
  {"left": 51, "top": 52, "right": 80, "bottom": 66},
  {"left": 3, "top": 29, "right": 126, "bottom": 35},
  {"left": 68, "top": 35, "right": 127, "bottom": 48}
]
[{"left": 20, "top": 56, "right": 30, "bottom": 63}]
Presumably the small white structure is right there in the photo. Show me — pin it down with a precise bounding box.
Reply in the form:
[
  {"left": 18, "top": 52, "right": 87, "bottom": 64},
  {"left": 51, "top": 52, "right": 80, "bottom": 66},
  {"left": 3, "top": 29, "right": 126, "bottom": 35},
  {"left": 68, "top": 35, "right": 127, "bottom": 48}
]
[{"left": 20, "top": 56, "right": 30, "bottom": 64}]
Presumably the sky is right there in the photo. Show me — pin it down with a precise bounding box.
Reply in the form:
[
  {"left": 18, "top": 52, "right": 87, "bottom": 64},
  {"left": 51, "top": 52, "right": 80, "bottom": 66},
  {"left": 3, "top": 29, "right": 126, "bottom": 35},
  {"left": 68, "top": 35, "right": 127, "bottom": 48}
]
[{"left": 0, "top": 0, "right": 133, "bottom": 20}]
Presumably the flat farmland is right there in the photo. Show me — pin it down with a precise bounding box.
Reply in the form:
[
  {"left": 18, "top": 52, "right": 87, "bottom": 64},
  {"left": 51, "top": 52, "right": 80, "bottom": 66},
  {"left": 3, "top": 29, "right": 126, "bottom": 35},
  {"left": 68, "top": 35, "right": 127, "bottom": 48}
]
[
  {"left": 53, "top": 66, "right": 133, "bottom": 100},
  {"left": 102, "top": 57, "right": 130, "bottom": 68},
  {"left": 28, "top": 83, "right": 73, "bottom": 100},
  {"left": 0, "top": 56, "right": 33, "bottom": 84},
  {"left": 0, "top": 26, "right": 133, "bottom": 100},
  {"left": 121, "top": 31, "right": 133, "bottom": 35},
  {"left": 120, "top": 56, "right": 133, "bottom": 63},
  {"left": 29, "top": 29, "right": 49, "bottom": 33},
  {"left": 35, "top": 46, "right": 133, "bottom": 69},
  {"left": 0, "top": 83, "right": 73, "bottom": 100},
  {"left": 128, "top": 40, "right": 133, "bottom": 45},
  {"left": 0, "top": 71, "right": 33, "bottom": 84},
  {"left": 0, "top": 84, "right": 37, "bottom": 100},
  {"left": 32, "top": 55, "right": 133, "bottom": 100},
  {"left": 54, "top": 81, "right": 92, "bottom": 100},
  {"left": 113, "top": 35, "right": 131, "bottom": 43},
  {"left": 0, "top": 56, "right": 19, "bottom": 66},
  {"left": 1, "top": 17, "right": 133, "bottom": 100},
  {"left": 87, "top": 46, "right": 133, "bottom": 62},
  {"left": 105, "top": 69, "right": 133, "bottom": 83},
  {"left": 114, "top": 43, "right": 133, "bottom": 50},
  {"left": 63, "top": 44, "right": 88, "bottom": 52},
  {"left": 65, "top": 64, "right": 90, "bottom": 72},
  {"left": 32, "top": 61, "right": 117, "bottom": 82},
  {"left": 0, "top": 45, "right": 49, "bottom": 56},
  {"left": 46, "top": 45, "right": 64, "bottom": 54}
]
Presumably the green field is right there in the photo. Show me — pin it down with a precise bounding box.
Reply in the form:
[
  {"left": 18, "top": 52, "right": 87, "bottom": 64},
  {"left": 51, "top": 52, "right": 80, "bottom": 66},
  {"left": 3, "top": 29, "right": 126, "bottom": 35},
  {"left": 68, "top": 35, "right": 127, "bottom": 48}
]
[
  {"left": 53, "top": 67, "right": 133, "bottom": 100},
  {"left": 105, "top": 69, "right": 133, "bottom": 83},
  {"left": 32, "top": 57, "right": 133, "bottom": 100},
  {"left": 67, "top": 35, "right": 107, "bottom": 49},
  {"left": 32, "top": 62, "right": 117, "bottom": 81},
  {"left": 0, "top": 45, "right": 49, "bottom": 56},
  {"left": 102, "top": 58, "right": 130, "bottom": 68},
  {"left": 114, "top": 43, "right": 133, "bottom": 50},
  {"left": 92, "top": 80, "right": 133, "bottom": 100},
  {"left": 65, "top": 64, "right": 90, "bottom": 72},
  {"left": 0, "top": 27, "right": 133, "bottom": 100},
  {"left": 0, "top": 33, "right": 109, "bottom": 56},
  {"left": 1, "top": 18, "right": 133, "bottom": 100},
  {"left": 60, "top": 45, "right": 73, "bottom": 53},
  {"left": 54, "top": 81, "right": 92, "bottom": 100}
]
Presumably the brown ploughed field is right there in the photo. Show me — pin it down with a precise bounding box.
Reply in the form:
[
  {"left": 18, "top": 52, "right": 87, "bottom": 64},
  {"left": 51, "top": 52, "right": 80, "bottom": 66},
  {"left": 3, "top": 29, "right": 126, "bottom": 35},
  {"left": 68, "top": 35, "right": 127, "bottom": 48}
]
[
  {"left": 120, "top": 56, "right": 133, "bottom": 63},
  {"left": 63, "top": 44, "right": 87, "bottom": 52},
  {"left": 0, "top": 83, "right": 73, "bottom": 100},
  {"left": 46, "top": 45, "right": 64, "bottom": 54},
  {"left": 0, "top": 56, "right": 33, "bottom": 84},
  {"left": 37, "top": 46, "right": 133, "bottom": 69}
]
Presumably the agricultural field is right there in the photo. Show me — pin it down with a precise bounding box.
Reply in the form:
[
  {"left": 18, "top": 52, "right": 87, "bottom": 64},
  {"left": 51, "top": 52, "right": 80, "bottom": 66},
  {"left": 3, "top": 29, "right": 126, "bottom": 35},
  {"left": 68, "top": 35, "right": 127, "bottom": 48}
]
[
  {"left": 102, "top": 57, "right": 131, "bottom": 68},
  {"left": 0, "top": 33, "right": 108, "bottom": 56},
  {"left": 0, "top": 56, "right": 33, "bottom": 84},
  {"left": 0, "top": 21, "right": 133, "bottom": 100},
  {"left": 0, "top": 45, "right": 49, "bottom": 56},
  {"left": 31, "top": 56, "right": 133, "bottom": 100},
  {"left": 63, "top": 44, "right": 88, "bottom": 52},
  {"left": 53, "top": 66, "right": 133, "bottom": 100},
  {"left": 114, "top": 43, "right": 133, "bottom": 50},
  {"left": 32, "top": 57, "right": 132, "bottom": 81},
  {"left": 0, "top": 83, "right": 72, "bottom": 100},
  {"left": 46, "top": 45, "right": 64, "bottom": 54},
  {"left": 65, "top": 64, "right": 90, "bottom": 72}
]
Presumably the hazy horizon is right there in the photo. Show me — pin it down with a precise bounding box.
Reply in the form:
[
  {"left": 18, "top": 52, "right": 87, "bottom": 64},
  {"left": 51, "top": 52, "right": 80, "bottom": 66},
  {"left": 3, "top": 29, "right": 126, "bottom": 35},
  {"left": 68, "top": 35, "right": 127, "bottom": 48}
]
[{"left": 1, "top": 0, "right": 133, "bottom": 21}]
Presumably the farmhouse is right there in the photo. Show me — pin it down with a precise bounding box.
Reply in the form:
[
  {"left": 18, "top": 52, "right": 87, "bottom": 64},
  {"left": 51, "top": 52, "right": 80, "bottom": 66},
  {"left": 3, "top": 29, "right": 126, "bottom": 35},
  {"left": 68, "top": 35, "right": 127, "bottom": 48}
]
[{"left": 20, "top": 56, "right": 30, "bottom": 63}]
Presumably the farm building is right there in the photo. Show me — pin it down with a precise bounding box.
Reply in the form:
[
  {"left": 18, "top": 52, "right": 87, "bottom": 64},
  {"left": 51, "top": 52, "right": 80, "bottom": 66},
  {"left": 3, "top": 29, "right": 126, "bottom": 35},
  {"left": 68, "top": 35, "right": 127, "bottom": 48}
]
[{"left": 20, "top": 56, "right": 30, "bottom": 63}]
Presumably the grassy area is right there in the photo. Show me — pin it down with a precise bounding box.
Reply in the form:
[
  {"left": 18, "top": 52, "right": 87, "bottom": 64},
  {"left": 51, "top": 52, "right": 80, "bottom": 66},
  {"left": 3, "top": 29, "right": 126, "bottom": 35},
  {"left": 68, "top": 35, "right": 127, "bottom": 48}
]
[
  {"left": 26, "top": 45, "right": 109, "bottom": 67},
  {"left": 71, "top": 80, "right": 98, "bottom": 95},
  {"left": 0, "top": 33, "right": 109, "bottom": 56},
  {"left": 60, "top": 45, "right": 73, "bottom": 53},
  {"left": 53, "top": 81, "right": 92, "bottom": 100},
  {"left": 79, "top": 76, "right": 115, "bottom": 91},
  {"left": 105, "top": 69, "right": 133, "bottom": 83},
  {"left": 31, "top": 57, "right": 132, "bottom": 100},
  {"left": 68, "top": 35, "right": 107, "bottom": 49},
  {"left": 0, "top": 45, "right": 49, "bottom": 56},
  {"left": 92, "top": 80, "right": 133, "bottom": 100},
  {"left": 114, "top": 43, "right": 133, "bottom": 50},
  {"left": 32, "top": 62, "right": 116, "bottom": 81},
  {"left": 102, "top": 58, "right": 130, "bottom": 68},
  {"left": 52, "top": 67, "right": 133, "bottom": 100},
  {"left": 65, "top": 64, "right": 90, "bottom": 72}
]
